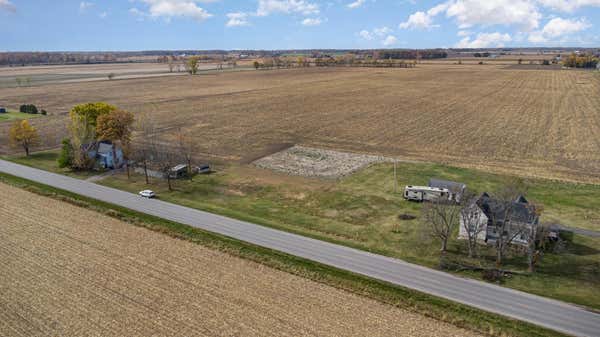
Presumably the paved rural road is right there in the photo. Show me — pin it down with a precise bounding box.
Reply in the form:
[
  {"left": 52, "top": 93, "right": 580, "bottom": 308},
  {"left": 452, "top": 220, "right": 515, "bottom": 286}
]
[{"left": 2, "top": 160, "right": 600, "bottom": 337}]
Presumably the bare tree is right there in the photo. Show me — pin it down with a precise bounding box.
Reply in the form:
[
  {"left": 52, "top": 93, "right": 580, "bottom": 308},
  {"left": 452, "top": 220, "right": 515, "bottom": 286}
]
[
  {"left": 422, "top": 198, "right": 461, "bottom": 265},
  {"left": 488, "top": 183, "right": 531, "bottom": 269},
  {"left": 132, "top": 113, "right": 158, "bottom": 184},
  {"left": 459, "top": 192, "right": 486, "bottom": 258},
  {"left": 155, "top": 143, "right": 179, "bottom": 191},
  {"left": 176, "top": 128, "right": 195, "bottom": 181},
  {"left": 525, "top": 203, "right": 545, "bottom": 273},
  {"left": 167, "top": 56, "right": 175, "bottom": 73}
]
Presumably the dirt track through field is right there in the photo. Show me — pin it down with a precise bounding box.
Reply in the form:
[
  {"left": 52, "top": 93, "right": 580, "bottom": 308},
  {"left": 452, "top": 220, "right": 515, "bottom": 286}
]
[{"left": 0, "top": 182, "right": 479, "bottom": 337}]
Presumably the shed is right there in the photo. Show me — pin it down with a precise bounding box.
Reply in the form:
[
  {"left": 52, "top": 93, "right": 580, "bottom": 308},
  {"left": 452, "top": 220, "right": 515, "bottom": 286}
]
[
  {"left": 169, "top": 164, "right": 189, "bottom": 179},
  {"left": 428, "top": 178, "right": 467, "bottom": 202},
  {"left": 0, "top": 107, "right": 6, "bottom": 113}
]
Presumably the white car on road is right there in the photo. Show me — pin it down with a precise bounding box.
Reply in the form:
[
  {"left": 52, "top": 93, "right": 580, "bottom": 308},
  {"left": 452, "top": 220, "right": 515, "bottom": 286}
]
[{"left": 139, "top": 190, "right": 156, "bottom": 198}]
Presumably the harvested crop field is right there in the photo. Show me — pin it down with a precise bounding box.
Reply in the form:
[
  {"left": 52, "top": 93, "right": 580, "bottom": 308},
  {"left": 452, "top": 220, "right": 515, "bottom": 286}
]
[
  {"left": 0, "top": 182, "right": 479, "bottom": 337},
  {"left": 1, "top": 64, "right": 600, "bottom": 182}
]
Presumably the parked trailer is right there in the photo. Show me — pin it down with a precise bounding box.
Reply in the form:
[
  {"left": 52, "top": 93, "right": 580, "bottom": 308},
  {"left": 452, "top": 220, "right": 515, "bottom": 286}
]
[{"left": 403, "top": 186, "right": 450, "bottom": 202}]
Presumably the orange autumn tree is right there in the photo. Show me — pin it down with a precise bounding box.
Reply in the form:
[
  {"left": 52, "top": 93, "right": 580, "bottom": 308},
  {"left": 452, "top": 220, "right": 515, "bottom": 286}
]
[{"left": 96, "top": 109, "right": 135, "bottom": 176}]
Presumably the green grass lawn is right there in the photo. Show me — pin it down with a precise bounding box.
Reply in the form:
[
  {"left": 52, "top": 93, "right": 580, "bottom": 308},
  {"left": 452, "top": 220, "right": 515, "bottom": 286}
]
[
  {"left": 0, "top": 110, "right": 43, "bottom": 122},
  {"left": 99, "top": 163, "right": 600, "bottom": 310},
  {"left": 0, "top": 171, "right": 565, "bottom": 337},
  {"left": 4, "top": 151, "right": 600, "bottom": 309},
  {"left": 2, "top": 150, "right": 98, "bottom": 179}
]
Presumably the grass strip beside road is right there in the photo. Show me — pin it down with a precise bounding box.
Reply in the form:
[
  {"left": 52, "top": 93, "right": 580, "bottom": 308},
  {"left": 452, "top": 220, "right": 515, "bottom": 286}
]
[{"left": 0, "top": 171, "right": 566, "bottom": 337}]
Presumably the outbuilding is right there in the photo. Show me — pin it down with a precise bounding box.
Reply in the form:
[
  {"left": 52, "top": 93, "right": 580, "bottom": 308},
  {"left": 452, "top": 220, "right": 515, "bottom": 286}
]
[
  {"left": 0, "top": 107, "right": 6, "bottom": 113},
  {"left": 428, "top": 178, "right": 467, "bottom": 202}
]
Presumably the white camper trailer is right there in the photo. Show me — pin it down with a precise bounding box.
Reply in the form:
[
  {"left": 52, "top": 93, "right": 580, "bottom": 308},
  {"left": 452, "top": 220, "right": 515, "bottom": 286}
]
[{"left": 403, "top": 186, "right": 450, "bottom": 202}]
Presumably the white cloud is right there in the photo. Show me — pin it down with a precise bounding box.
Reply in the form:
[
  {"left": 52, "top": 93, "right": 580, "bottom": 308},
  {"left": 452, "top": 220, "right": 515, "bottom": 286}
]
[
  {"left": 457, "top": 30, "right": 471, "bottom": 36},
  {"left": 399, "top": 11, "right": 436, "bottom": 29},
  {"left": 359, "top": 26, "right": 393, "bottom": 39},
  {"left": 382, "top": 35, "right": 398, "bottom": 46},
  {"left": 301, "top": 17, "right": 322, "bottom": 26},
  {"left": 133, "top": 0, "right": 213, "bottom": 22},
  {"left": 399, "top": 3, "right": 447, "bottom": 29},
  {"left": 99, "top": 11, "right": 108, "bottom": 19},
  {"left": 0, "top": 0, "right": 16, "bottom": 12},
  {"left": 226, "top": 12, "right": 249, "bottom": 27},
  {"left": 359, "top": 27, "right": 397, "bottom": 45},
  {"left": 446, "top": 0, "right": 541, "bottom": 31},
  {"left": 79, "top": 1, "right": 94, "bottom": 12},
  {"left": 538, "top": 0, "right": 600, "bottom": 12},
  {"left": 256, "top": 0, "right": 319, "bottom": 17},
  {"left": 347, "top": 0, "right": 366, "bottom": 9},
  {"left": 529, "top": 17, "right": 591, "bottom": 42},
  {"left": 373, "top": 26, "right": 392, "bottom": 35},
  {"left": 359, "top": 30, "right": 374, "bottom": 40},
  {"left": 402, "top": 0, "right": 541, "bottom": 32},
  {"left": 455, "top": 32, "right": 512, "bottom": 48}
]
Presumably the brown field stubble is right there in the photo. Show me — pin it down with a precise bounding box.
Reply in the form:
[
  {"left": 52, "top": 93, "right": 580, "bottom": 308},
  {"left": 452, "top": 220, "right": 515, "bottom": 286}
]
[
  {"left": 0, "top": 182, "right": 480, "bottom": 337},
  {"left": 1, "top": 64, "right": 599, "bottom": 182}
]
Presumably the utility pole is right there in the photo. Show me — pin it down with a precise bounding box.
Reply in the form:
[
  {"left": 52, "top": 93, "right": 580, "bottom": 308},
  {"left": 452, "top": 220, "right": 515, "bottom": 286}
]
[{"left": 394, "top": 160, "right": 398, "bottom": 193}]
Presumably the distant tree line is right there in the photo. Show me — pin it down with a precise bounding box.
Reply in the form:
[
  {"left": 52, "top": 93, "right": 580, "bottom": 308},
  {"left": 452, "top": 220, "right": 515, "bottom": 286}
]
[
  {"left": 377, "top": 50, "right": 447, "bottom": 60},
  {"left": 0, "top": 52, "right": 118, "bottom": 66},
  {"left": 562, "top": 53, "right": 599, "bottom": 69}
]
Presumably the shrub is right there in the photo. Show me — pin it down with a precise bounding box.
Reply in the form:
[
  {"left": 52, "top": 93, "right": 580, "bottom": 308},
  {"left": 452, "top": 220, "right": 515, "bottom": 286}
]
[
  {"left": 41, "top": 109, "right": 47, "bottom": 115},
  {"left": 57, "top": 138, "right": 74, "bottom": 168},
  {"left": 19, "top": 104, "right": 38, "bottom": 114}
]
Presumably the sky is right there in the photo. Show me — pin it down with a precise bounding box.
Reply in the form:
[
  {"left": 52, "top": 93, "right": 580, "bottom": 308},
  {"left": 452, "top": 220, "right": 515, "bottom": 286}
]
[{"left": 1, "top": 0, "right": 600, "bottom": 51}]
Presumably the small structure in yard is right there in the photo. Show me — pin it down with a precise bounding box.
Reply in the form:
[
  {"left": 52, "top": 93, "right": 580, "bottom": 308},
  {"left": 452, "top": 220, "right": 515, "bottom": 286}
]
[
  {"left": 169, "top": 164, "right": 189, "bottom": 179},
  {"left": 428, "top": 178, "right": 467, "bottom": 202},
  {"left": 459, "top": 193, "right": 539, "bottom": 246},
  {"left": 403, "top": 185, "right": 450, "bottom": 202},
  {"left": 0, "top": 107, "right": 6, "bottom": 113},
  {"left": 195, "top": 164, "right": 212, "bottom": 174},
  {"left": 86, "top": 141, "right": 124, "bottom": 169}
]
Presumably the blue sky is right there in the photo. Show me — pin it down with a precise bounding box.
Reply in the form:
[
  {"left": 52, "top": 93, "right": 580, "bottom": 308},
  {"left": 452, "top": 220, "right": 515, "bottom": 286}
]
[{"left": 1, "top": 0, "right": 600, "bottom": 51}]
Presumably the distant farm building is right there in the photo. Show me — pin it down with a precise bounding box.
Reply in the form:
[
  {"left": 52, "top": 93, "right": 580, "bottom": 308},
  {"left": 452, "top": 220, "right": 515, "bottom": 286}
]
[
  {"left": 459, "top": 193, "right": 539, "bottom": 246},
  {"left": 428, "top": 178, "right": 467, "bottom": 202}
]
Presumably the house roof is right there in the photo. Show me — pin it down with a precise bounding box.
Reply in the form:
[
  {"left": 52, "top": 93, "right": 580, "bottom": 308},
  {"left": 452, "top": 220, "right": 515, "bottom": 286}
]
[
  {"left": 428, "top": 178, "right": 466, "bottom": 193},
  {"left": 476, "top": 193, "right": 537, "bottom": 224},
  {"left": 97, "top": 142, "right": 114, "bottom": 155},
  {"left": 171, "top": 164, "right": 188, "bottom": 172}
]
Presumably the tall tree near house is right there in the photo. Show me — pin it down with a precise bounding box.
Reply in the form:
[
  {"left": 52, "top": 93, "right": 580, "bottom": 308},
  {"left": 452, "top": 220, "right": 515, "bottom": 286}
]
[
  {"left": 489, "top": 183, "right": 530, "bottom": 269},
  {"left": 459, "top": 192, "right": 485, "bottom": 258},
  {"left": 70, "top": 102, "right": 116, "bottom": 128},
  {"left": 526, "top": 203, "right": 544, "bottom": 273},
  {"left": 68, "top": 102, "right": 118, "bottom": 170},
  {"left": 9, "top": 120, "right": 40, "bottom": 156},
  {"left": 96, "top": 109, "right": 135, "bottom": 177},
  {"left": 177, "top": 128, "right": 195, "bottom": 181},
  {"left": 422, "top": 197, "right": 461, "bottom": 266},
  {"left": 68, "top": 113, "right": 97, "bottom": 170}
]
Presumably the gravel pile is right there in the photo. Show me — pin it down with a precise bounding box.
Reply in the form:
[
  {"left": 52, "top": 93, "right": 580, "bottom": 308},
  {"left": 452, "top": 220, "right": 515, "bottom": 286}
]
[{"left": 253, "top": 146, "right": 391, "bottom": 178}]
